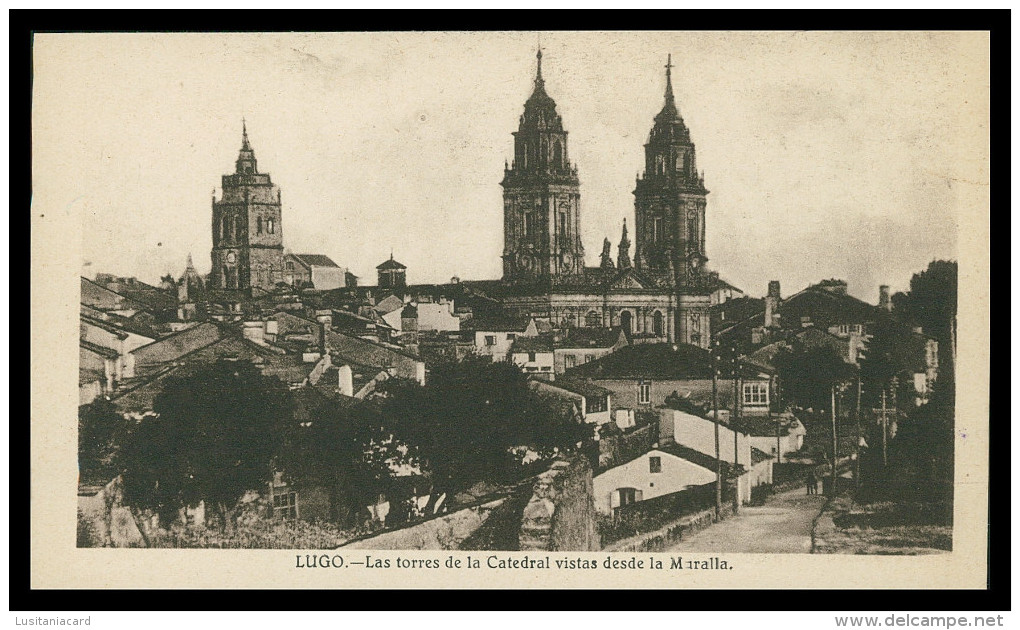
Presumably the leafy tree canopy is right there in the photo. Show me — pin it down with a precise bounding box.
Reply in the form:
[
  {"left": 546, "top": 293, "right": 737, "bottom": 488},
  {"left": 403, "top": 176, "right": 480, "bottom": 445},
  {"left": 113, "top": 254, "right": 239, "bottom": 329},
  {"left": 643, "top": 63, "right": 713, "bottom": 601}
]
[
  {"left": 374, "top": 355, "right": 591, "bottom": 499},
  {"left": 120, "top": 360, "right": 295, "bottom": 529},
  {"left": 774, "top": 342, "right": 857, "bottom": 412}
]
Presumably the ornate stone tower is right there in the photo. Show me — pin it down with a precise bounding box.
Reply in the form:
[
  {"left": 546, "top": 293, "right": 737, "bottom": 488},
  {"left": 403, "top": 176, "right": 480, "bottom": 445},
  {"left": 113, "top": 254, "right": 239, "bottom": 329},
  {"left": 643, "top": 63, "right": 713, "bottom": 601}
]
[
  {"left": 501, "top": 48, "right": 584, "bottom": 283},
  {"left": 633, "top": 55, "right": 709, "bottom": 285},
  {"left": 210, "top": 121, "right": 284, "bottom": 293}
]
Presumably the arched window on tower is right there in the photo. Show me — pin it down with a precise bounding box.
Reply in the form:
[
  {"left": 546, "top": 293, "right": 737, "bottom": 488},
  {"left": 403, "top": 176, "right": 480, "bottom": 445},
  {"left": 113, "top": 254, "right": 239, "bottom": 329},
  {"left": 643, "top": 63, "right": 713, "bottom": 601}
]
[
  {"left": 687, "top": 215, "right": 699, "bottom": 250},
  {"left": 553, "top": 139, "right": 563, "bottom": 168},
  {"left": 235, "top": 217, "right": 244, "bottom": 241},
  {"left": 267, "top": 218, "right": 275, "bottom": 234},
  {"left": 257, "top": 216, "right": 263, "bottom": 235},
  {"left": 221, "top": 215, "right": 229, "bottom": 242}
]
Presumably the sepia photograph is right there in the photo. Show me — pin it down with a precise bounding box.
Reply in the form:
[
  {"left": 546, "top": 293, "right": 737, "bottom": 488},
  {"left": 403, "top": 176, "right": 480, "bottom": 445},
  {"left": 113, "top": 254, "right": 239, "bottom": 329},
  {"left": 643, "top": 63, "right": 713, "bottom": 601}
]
[{"left": 29, "top": 29, "right": 990, "bottom": 589}]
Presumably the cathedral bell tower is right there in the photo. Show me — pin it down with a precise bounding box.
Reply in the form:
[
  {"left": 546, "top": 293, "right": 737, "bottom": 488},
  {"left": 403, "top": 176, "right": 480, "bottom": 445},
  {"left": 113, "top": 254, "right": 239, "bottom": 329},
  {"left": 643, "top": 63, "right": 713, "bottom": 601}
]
[
  {"left": 210, "top": 120, "right": 285, "bottom": 293},
  {"left": 633, "top": 55, "right": 709, "bottom": 285},
  {"left": 501, "top": 48, "right": 584, "bottom": 283}
]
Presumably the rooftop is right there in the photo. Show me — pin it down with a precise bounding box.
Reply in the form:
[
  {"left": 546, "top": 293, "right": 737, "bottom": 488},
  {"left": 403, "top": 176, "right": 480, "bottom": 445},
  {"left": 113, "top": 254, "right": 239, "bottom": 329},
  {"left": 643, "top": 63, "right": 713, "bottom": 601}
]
[{"left": 292, "top": 254, "right": 341, "bottom": 268}]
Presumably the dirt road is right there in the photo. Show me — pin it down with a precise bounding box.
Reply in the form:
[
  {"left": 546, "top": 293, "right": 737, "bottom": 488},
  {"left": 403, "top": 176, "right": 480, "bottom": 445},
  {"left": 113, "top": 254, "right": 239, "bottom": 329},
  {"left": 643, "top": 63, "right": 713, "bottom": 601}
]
[{"left": 666, "top": 485, "right": 827, "bottom": 553}]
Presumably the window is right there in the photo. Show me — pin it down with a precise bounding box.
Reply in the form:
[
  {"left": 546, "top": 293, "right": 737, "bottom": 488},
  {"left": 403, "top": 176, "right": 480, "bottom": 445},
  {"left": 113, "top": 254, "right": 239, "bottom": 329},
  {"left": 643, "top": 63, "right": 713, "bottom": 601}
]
[
  {"left": 506, "top": 333, "right": 516, "bottom": 341},
  {"left": 559, "top": 212, "right": 568, "bottom": 237},
  {"left": 553, "top": 139, "right": 563, "bottom": 167},
  {"left": 564, "top": 354, "right": 577, "bottom": 369},
  {"left": 525, "top": 212, "right": 539, "bottom": 238},
  {"left": 653, "top": 311, "right": 664, "bottom": 337},
  {"left": 286, "top": 260, "right": 294, "bottom": 271},
  {"left": 273, "top": 490, "right": 298, "bottom": 520},
  {"left": 221, "top": 215, "right": 229, "bottom": 241},
  {"left": 585, "top": 311, "right": 601, "bottom": 328},
  {"left": 649, "top": 456, "right": 661, "bottom": 473},
  {"left": 267, "top": 219, "right": 275, "bottom": 234},
  {"left": 586, "top": 395, "right": 606, "bottom": 414},
  {"left": 257, "top": 216, "right": 263, "bottom": 234},
  {"left": 743, "top": 382, "right": 769, "bottom": 406},
  {"left": 652, "top": 217, "right": 663, "bottom": 243},
  {"left": 528, "top": 351, "right": 537, "bottom": 362},
  {"left": 638, "top": 381, "right": 651, "bottom": 404},
  {"left": 618, "top": 487, "right": 639, "bottom": 507},
  {"left": 584, "top": 354, "right": 595, "bottom": 364},
  {"left": 484, "top": 335, "right": 497, "bottom": 346}
]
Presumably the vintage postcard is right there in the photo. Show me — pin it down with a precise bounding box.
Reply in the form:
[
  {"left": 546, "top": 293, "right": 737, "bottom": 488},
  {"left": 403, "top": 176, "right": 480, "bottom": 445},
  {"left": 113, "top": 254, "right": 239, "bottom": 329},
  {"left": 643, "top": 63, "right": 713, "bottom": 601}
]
[{"left": 31, "top": 30, "right": 990, "bottom": 589}]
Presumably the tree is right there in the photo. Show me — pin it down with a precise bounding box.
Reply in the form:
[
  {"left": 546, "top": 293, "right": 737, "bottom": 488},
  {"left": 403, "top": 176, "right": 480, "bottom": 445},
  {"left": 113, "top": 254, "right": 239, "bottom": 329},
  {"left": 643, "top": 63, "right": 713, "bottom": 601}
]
[
  {"left": 773, "top": 342, "right": 857, "bottom": 412},
  {"left": 375, "top": 355, "right": 591, "bottom": 512},
  {"left": 858, "top": 316, "right": 904, "bottom": 410},
  {"left": 119, "top": 360, "right": 295, "bottom": 532},
  {"left": 278, "top": 400, "right": 392, "bottom": 528},
  {"left": 894, "top": 260, "right": 958, "bottom": 379},
  {"left": 78, "top": 399, "right": 132, "bottom": 485}
]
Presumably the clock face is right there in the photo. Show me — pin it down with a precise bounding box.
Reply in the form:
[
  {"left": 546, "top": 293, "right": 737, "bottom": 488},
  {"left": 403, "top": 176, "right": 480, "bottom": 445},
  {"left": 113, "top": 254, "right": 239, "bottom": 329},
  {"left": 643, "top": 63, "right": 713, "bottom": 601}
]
[{"left": 226, "top": 252, "right": 236, "bottom": 264}]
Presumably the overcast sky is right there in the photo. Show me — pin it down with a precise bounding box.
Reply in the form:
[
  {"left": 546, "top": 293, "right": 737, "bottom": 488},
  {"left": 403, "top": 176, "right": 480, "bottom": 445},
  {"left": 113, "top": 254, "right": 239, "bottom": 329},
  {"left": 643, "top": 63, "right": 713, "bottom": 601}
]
[{"left": 34, "top": 31, "right": 988, "bottom": 301}]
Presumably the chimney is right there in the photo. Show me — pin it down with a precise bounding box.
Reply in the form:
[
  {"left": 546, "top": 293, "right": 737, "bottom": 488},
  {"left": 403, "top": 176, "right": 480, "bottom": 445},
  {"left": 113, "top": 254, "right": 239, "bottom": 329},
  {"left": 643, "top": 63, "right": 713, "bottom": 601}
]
[
  {"left": 879, "top": 285, "right": 891, "bottom": 311},
  {"left": 338, "top": 364, "right": 354, "bottom": 398},
  {"left": 764, "top": 281, "right": 781, "bottom": 328},
  {"left": 242, "top": 321, "right": 265, "bottom": 345}
]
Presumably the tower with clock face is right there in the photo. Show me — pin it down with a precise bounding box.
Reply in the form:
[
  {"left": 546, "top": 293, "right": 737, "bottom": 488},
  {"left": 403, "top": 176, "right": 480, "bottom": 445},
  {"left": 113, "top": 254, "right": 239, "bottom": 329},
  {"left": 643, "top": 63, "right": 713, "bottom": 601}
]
[
  {"left": 501, "top": 49, "right": 585, "bottom": 283},
  {"left": 210, "top": 120, "right": 285, "bottom": 293}
]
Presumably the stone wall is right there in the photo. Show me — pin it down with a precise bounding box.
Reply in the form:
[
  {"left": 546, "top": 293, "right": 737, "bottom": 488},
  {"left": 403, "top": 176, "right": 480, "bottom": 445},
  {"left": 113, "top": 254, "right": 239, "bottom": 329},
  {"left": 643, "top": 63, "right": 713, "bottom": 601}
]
[
  {"left": 519, "top": 456, "right": 600, "bottom": 552},
  {"left": 339, "top": 497, "right": 508, "bottom": 550},
  {"left": 603, "top": 503, "right": 735, "bottom": 553}
]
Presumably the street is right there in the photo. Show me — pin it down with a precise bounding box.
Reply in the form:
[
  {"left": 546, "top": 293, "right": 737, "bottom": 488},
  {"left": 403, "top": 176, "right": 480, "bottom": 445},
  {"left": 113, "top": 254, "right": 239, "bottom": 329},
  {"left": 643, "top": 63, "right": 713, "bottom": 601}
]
[{"left": 666, "top": 485, "right": 828, "bottom": 553}]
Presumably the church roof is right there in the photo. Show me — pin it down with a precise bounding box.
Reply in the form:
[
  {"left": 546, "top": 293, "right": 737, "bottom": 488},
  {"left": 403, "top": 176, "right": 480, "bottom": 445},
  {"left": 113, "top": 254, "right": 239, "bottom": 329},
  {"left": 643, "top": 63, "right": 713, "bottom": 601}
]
[{"left": 292, "top": 254, "right": 341, "bottom": 268}]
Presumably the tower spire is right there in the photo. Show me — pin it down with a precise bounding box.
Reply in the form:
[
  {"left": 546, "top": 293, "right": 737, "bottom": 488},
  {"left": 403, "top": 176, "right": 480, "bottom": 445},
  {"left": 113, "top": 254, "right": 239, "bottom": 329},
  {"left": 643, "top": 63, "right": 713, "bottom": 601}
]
[
  {"left": 535, "top": 45, "right": 544, "bottom": 88},
  {"left": 241, "top": 117, "right": 250, "bottom": 150},
  {"left": 618, "top": 218, "right": 632, "bottom": 269},
  {"left": 664, "top": 54, "right": 675, "bottom": 103}
]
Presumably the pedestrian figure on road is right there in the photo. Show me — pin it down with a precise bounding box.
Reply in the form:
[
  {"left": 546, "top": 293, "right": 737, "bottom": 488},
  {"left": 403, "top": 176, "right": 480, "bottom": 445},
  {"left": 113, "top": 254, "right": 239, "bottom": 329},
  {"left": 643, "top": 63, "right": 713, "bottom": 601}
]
[{"left": 806, "top": 471, "right": 818, "bottom": 495}]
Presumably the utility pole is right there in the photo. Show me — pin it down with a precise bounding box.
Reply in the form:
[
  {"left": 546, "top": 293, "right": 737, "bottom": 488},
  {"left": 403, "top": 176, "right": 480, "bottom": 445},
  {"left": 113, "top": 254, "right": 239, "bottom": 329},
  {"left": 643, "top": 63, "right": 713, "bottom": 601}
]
[
  {"left": 881, "top": 387, "right": 888, "bottom": 467},
  {"left": 830, "top": 385, "right": 838, "bottom": 497},
  {"left": 772, "top": 375, "right": 780, "bottom": 465},
  {"left": 855, "top": 376, "right": 862, "bottom": 491},
  {"left": 732, "top": 353, "right": 741, "bottom": 512},
  {"left": 712, "top": 341, "right": 722, "bottom": 519}
]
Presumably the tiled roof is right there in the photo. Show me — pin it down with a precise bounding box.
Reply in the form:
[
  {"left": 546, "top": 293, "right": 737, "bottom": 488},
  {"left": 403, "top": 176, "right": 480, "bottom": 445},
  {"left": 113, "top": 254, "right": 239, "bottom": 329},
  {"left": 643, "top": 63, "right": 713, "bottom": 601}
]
[
  {"left": 293, "top": 254, "right": 341, "bottom": 268},
  {"left": 563, "top": 343, "right": 713, "bottom": 380},
  {"left": 80, "top": 339, "right": 120, "bottom": 359},
  {"left": 376, "top": 257, "right": 407, "bottom": 270},
  {"left": 552, "top": 327, "right": 625, "bottom": 350},
  {"left": 547, "top": 377, "right": 612, "bottom": 399},
  {"left": 602, "top": 442, "right": 744, "bottom": 480},
  {"left": 751, "top": 447, "right": 773, "bottom": 464},
  {"left": 510, "top": 336, "right": 553, "bottom": 353},
  {"left": 467, "top": 314, "right": 533, "bottom": 333}
]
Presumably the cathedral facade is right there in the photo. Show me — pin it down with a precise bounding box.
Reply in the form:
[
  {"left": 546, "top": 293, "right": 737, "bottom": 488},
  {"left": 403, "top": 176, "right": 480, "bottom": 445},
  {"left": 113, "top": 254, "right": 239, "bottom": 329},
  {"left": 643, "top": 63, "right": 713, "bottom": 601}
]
[
  {"left": 209, "top": 122, "right": 285, "bottom": 293},
  {"left": 498, "top": 51, "right": 714, "bottom": 348}
]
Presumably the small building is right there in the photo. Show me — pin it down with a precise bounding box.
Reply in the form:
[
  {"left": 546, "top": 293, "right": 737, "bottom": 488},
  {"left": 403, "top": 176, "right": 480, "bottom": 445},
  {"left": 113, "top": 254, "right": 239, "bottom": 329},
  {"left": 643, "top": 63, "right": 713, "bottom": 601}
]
[
  {"left": 532, "top": 378, "right": 613, "bottom": 426},
  {"left": 469, "top": 315, "right": 540, "bottom": 362},
  {"left": 284, "top": 253, "right": 347, "bottom": 291},
  {"left": 552, "top": 327, "right": 628, "bottom": 374},
  {"left": 563, "top": 342, "right": 773, "bottom": 416},
  {"left": 510, "top": 336, "right": 555, "bottom": 379},
  {"left": 593, "top": 443, "right": 740, "bottom": 515}
]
